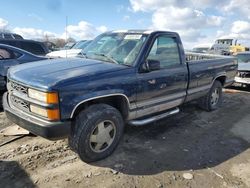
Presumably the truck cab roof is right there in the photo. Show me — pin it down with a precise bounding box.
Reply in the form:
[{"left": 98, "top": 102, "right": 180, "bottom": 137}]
[{"left": 109, "top": 30, "right": 177, "bottom": 35}]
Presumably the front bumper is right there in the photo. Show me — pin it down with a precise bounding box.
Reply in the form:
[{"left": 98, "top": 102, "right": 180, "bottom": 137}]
[
  {"left": 3, "top": 93, "right": 71, "bottom": 140},
  {"left": 234, "top": 76, "right": 250, "bottom": 85}
]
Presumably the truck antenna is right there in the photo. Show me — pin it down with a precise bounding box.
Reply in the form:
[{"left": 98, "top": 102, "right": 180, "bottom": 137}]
[{"left": 65, "top": 16, "right": 68, "bottom": 58}]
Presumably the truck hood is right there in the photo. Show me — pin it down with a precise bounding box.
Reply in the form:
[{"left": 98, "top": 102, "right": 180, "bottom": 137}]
[
  {"left": 238, "top": 62, "right": 250, "bottom": 71},
  {"left": 46, "top": 49, "right": 82, "bottom": 58},
  {"left": 8, "top": 58, "right": 127, "bottom": 90}
]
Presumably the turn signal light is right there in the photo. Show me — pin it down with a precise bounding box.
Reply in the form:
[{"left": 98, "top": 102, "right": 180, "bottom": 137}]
[
  {"left": 47, "top": 92, "right": 59, "bottom": 104},
  {"left": 47, "top": 109, "right": 60, "bottom": 120}
]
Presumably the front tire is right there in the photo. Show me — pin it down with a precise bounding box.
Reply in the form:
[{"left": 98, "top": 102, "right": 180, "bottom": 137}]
[
  {"left": 69, "top": 104, "right": 124, "bottom": 162},
  {"left": 199, "top": 80, "right": 223, "bottom": 111}
]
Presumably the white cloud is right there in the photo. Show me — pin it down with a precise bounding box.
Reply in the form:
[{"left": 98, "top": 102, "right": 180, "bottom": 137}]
[
  {"left": 151, "top": 6, "right": 223, "bottom": 43},
  {"left": 231, "top": 21, "right": 250, "bottom": 34},
  {"left": 215, "top": 20, "right": 250, "bottom": 47},
  {"left": 129, "top": 0, "right": 228, "bottom": 12},
  {"left": 207, "top": 16, "right": 224, "bottom": 27},
  {"left": 130, "top": 0, "right": 177, "bottom": 12},
  {"left": 13, "top": 27, "right": 57, "bottom": 39},
  {"left": 152, "top": 7, "right": 205, "bottom": 30},
  {"left": 223, "top": 0, "right": 250, "bottom": 19},
  {"left": 0, "top": 18, "right": 8, "bottom": 29},
  {"left": 216, "top": 30, "right": 225, "bottom": 38},
  {"left": 64, "top": 21, "right": 96, "bottom": 39},
  {"left": 97, "top": 25, "right": 108, "bottom": 33},
  {"left": 190, "top": 0, "right": 228, "bottom": 9},
  {"left": 12, "top": 20, "right": 108, "bottom": 40},
  {"left": 61, "top": 21, "right": 108, "bottom": 40},
  {"left": 129, "top": 0, "right": 227, "bottom": 48}
]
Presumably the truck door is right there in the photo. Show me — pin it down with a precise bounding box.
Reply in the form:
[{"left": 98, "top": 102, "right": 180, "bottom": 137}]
[{"left": 136, "top": 35, "right": 188, "bottom": 118}]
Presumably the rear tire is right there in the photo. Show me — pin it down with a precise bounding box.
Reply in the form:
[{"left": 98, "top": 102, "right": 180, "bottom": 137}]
[
  {"left": 199, "top": 80, "right": 222, "bottom": 111},
  {"left": 68, "top": 104, "right": 124, "bottom": 162}
]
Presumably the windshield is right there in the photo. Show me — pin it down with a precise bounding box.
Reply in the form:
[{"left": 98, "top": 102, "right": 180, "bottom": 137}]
[
  {"left": 216, "top": 39, "right": 233, "bottom": 45},
  {"left": 82, "top": 32, "right": 148, "bottom": 66},
  {"left": 237, "top": 54, "right": 250, "bottom": 63}
]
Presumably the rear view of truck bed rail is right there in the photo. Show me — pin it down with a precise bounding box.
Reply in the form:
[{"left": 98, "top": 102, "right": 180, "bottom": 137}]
[{"left": 185, "top": 52, "right": 235, "bottom": 62}]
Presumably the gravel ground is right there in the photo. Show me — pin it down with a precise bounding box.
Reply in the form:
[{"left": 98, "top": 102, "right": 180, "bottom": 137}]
[{"left": 0, "top": 87, "right": 250, "bottom": 188}]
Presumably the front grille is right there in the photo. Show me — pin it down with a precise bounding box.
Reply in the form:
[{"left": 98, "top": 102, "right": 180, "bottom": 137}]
[
  {"left": 238, "top": 71, "right": 250, "bottom": 78},
  {"left": 7, "top": 80, "right": 57, "bottom": 121},
  {"left": 9, "top": 81, "right": 28, "bottom": 95},
  {"left": 10, "top": 95, "right": 30, "bottom": 112},
  {"left": 8, "top": 80, "right": 30, "bottom": 112}
]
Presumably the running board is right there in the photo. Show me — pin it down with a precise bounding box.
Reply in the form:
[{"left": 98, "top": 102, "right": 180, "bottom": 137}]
[{"left": 128, "top": 107, "right": 180, "bottom": 126}]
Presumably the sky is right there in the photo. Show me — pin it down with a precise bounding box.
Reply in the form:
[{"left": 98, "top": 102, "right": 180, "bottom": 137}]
[{"left": 0, "top": 0, "right": 250, "bottom": 48}]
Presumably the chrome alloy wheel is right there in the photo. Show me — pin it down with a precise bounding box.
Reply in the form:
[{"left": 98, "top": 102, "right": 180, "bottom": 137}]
[
  {"left": 211, "top": 88, "right": 220, "bottom": 106},
  {"left": 89, "top": 120, "right": 116, "bottom": 153}
]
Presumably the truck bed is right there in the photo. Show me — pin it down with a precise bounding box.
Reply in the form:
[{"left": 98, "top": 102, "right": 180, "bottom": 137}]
[
  {"left": 185, "top": 52, "right": 233, "bottom": 61},
  {"left": 185, "top": 52, "right": 237, "bottom": 102}
]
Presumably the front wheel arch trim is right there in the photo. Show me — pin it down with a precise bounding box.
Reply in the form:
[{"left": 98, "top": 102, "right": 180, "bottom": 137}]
[{"left": 70, "top": 93, "right": 130, "bottom": 118}]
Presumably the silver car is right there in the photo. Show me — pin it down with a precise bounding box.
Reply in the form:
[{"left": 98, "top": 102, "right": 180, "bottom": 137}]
[{"left": 234, "top": 52, "right": 250, "bottom": 86}]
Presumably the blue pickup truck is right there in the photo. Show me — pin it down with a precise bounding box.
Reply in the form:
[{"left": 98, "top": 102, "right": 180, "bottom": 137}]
[{"left": 3, "top": 30, "right": 237, "bottom": 162}]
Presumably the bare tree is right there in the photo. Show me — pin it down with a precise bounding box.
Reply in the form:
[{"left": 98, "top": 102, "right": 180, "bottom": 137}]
[
  {"left": 0, "top": 29, "right": 11, "bottom": 33},
  {"left": 67, "top": 37, "right": 76, "bottom": 43}
]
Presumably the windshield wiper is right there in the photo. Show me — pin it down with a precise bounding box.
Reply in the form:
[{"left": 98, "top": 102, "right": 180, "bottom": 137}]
[
  {"left": 94, "top": 53, "right": 119, "bottom": 64},
  {"left": 77, "top": 51, "right": 88, "bottom": 58},
  {"left": 122, "top": 63, "right": 132, "bottom": 67}
]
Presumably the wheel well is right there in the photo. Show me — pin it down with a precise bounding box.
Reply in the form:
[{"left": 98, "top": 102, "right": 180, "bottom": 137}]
[
  {"left": 215, "top": 76, "right": 226, "bottom": 86},
  {"left": 72, "top": 95, "right": 129, "bottom": 120}
]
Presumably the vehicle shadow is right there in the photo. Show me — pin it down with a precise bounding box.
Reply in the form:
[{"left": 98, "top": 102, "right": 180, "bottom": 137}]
[
  {"left": 227, "top": 85, "right": 250, "bottom": 93},
  {"left": 0, "top": 160, "right": 36, "bottom": 188},
  {"left": 93, "top": 93, "right": 250, "bottom": 175}
]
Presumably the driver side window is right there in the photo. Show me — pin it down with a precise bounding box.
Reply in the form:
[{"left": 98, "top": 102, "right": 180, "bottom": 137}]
[
  {"left": 0, "top": 47, "right": 21, "bottom": 60},
  {"left": 0, "top": 48, "right": 12, "bottom": 59},
  {"left": 147, "top": 36, "right": 181, "bottom": 69}
]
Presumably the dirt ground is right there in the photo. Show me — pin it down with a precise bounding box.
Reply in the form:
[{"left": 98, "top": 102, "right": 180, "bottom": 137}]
[{"left": 0, "top": 87, "right": 250, "bottom": 188}]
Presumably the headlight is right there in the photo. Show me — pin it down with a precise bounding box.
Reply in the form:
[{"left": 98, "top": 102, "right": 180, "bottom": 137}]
[
  {"left": 30, "top": 104, "right": 60, "bottom": 120},
  {"left": 28, "top": 88, "right": 58, "bottom": 104},
  {"left": 30, "top": 105, "right": 47, "bottom": 117}
]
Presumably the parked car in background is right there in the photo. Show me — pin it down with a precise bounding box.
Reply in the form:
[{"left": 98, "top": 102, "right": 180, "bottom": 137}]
[
  {"left": 0, "top": 44, "right": 48, "bottom": 106},
  {"left": 3, "top": 30, "right": 237, "bottom": 162},
  {"left": 71, "top": 40, "right": 90, "bottom": 49},
  {"left": 192, "top": 44, "right": 211, "bottom": 53},
  {"left": 0, "top": 39, "right": 49, "bottom": 56},
  {"left": 210, "top": 38, "right": 249, "bottom": 55},
  {"left": 63, "top": 42, "right": 76, "bottom": 50},
  {"left": 44, "top": 41, "right": 58, "bottom": 52},
  {"left": 234, "top": 52, "right": 250, "bottom": 87},
  {"left": 0, "top": 32, "right": 23, "bottom": 40},
  {"left": 46, "top": 40, "right": 92, "bottom": 58}
]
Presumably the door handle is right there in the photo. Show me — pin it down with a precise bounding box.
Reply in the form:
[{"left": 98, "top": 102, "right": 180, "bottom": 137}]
[
  {"left": 160, "top": 83, "right": 167, "bottom": 89},
  {"left": 148, "top": 79, "right": 156, "bottom": 84}
]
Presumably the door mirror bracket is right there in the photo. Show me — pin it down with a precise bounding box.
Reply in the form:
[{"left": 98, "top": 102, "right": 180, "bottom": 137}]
[{"left": 145, "top": 59, "right": 160, "bottom": 72}]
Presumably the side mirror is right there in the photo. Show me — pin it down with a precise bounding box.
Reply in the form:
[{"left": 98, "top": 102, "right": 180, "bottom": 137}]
[{"left": 145, "top": 59, "right": 160, "bottom": 72}]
